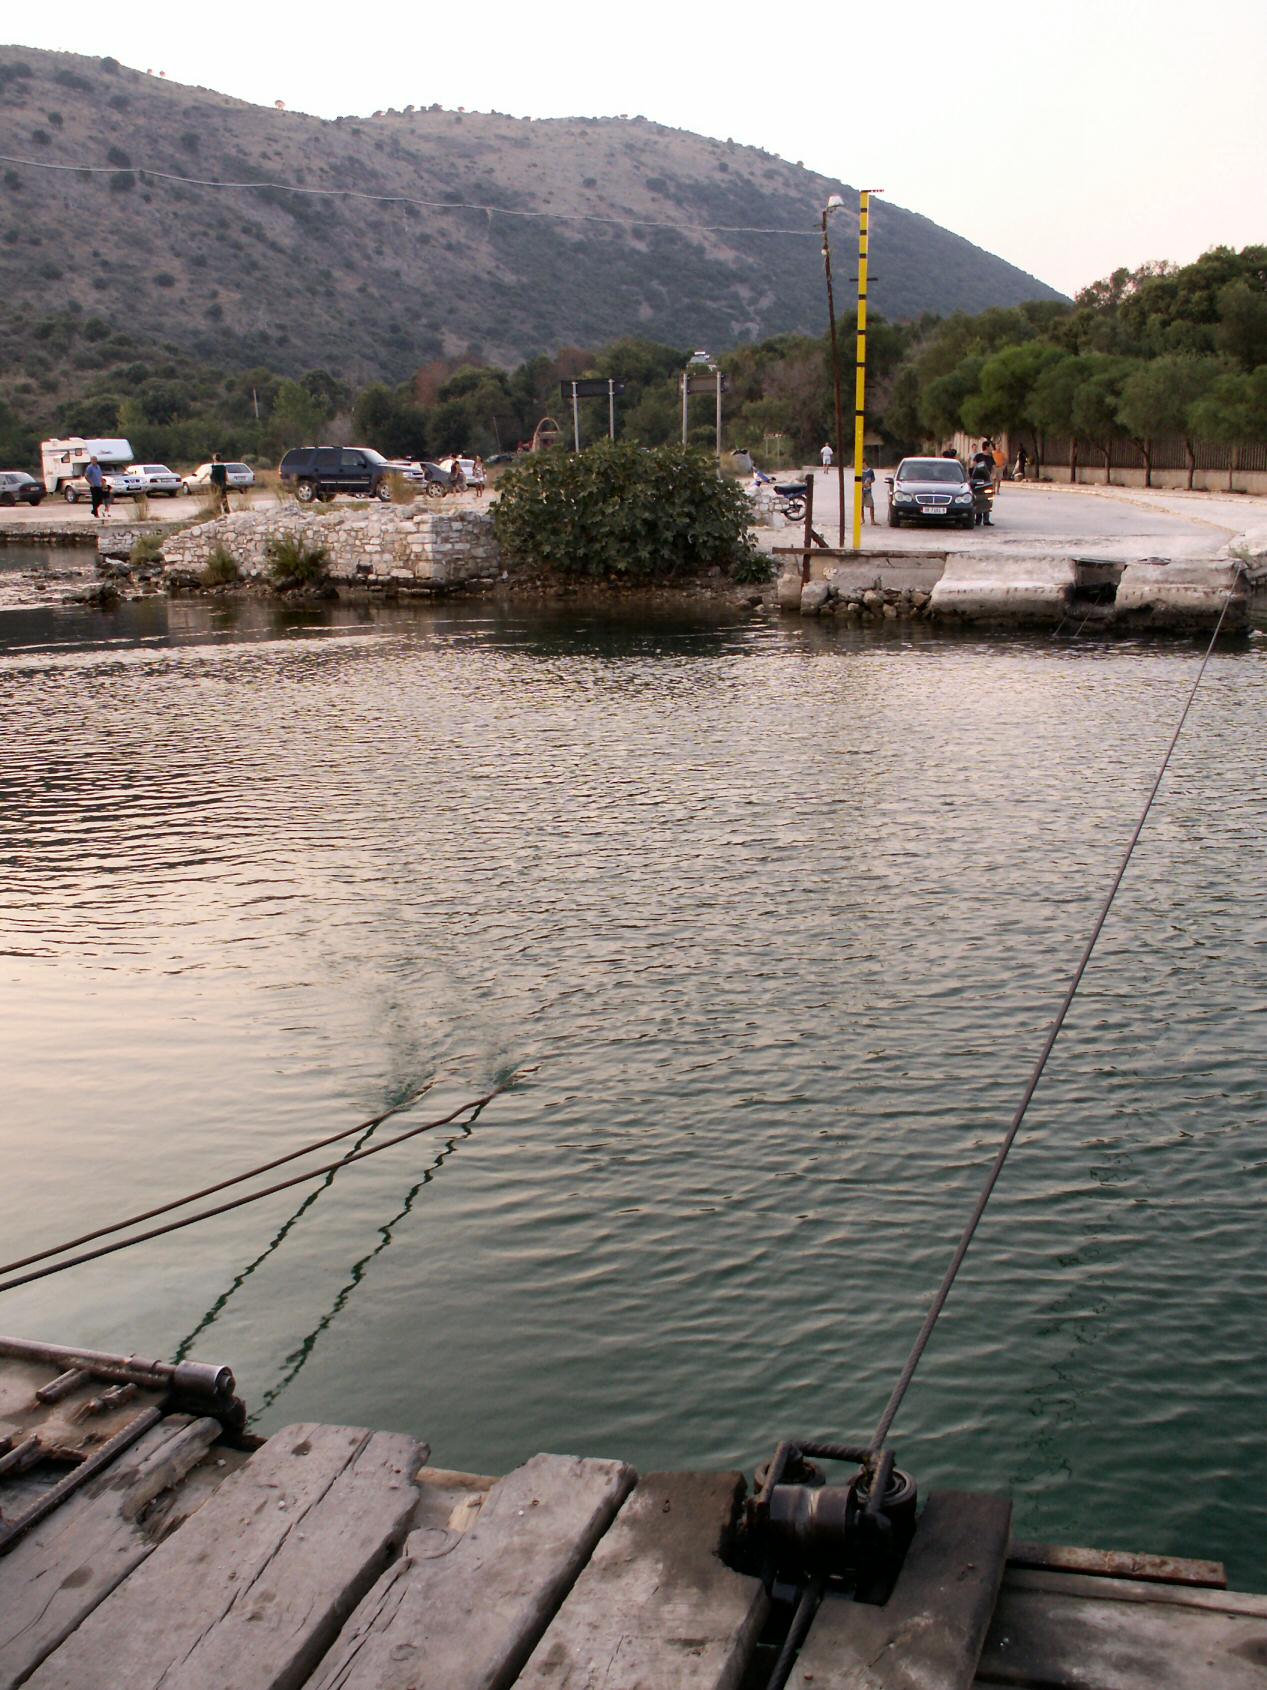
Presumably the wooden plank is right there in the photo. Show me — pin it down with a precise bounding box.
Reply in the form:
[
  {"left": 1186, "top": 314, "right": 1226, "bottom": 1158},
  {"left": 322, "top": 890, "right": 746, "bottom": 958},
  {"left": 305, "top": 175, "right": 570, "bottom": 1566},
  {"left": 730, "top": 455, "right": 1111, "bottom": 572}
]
[
  {"left": 308, "top": 1451, "right": 635, "bottom": 1690},
  {"left": 1008, "top": 1540, "right": 1227, "bottom": 1590},
  {"left": 25, "top": 1422, "right": 424, "bottom": 1690},
  {"left": 788, "top": 1490, "right": 1013, "bottom": 1690},
  {"left": 517, "top": 1470, "right": 768, "bottom": 1690},
  {"left": 976, "top": 1576, "right": 1267, "bottom": 1688},
  {"left": 0, "top": 1415, "right": 221, "bottom": 1690},
  {"left": 997, "top": 1567, "right": 1267, "bottom": 1619}
]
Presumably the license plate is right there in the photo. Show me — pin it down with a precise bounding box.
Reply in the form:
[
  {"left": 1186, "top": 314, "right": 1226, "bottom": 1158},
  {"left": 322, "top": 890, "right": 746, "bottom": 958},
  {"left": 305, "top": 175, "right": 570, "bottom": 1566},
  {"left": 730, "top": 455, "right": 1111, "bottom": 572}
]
[{"left": 924, "top": 506, "right": 946, "bottom": 515}]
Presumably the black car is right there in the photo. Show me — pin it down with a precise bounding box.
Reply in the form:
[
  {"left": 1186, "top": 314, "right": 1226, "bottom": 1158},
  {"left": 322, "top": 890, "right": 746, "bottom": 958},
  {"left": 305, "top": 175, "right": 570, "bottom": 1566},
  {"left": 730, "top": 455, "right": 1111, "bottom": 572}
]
[
  {"left": 0, "top": 471, "right": 45, "bottom": 507},
  {"left": 278, "top": 446, "right": 395, "bottom": 503},
  {"left": 886, "top": 456, "right": 976, "bottom": 529}
]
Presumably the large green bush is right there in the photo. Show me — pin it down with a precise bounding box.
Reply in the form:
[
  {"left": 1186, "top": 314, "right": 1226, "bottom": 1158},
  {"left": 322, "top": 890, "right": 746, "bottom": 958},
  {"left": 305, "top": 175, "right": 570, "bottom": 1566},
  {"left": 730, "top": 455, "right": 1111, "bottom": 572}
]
[{"left": 492, "top": 442, "right": 757, "bottom": 580}]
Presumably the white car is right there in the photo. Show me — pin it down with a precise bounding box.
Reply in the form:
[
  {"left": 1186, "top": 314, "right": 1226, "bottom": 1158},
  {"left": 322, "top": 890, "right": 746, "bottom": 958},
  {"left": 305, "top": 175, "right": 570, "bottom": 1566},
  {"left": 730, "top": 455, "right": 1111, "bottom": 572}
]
[
  {"left": 62, "top": 469, "right": 149, "bottom": 503},
  {"left": 126, "top": 463, "right": 183, "bottom": 498},
  {"left": 181, "top": 461, "right": 256, "bottom": 495},
  {"left": 436, "top": 456, "right": 485, "bottom": 488}
]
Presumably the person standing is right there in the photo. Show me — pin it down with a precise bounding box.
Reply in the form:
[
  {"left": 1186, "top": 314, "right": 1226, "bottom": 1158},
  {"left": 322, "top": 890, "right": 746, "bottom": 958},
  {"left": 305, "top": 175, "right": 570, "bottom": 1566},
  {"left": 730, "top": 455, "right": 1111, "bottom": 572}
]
[
  {"left": 85, "top": 456, "right": 105, "bottom": 519},
  {"left": 1016, "top": 444, "right": 1030, "bottom": 480},
  {"left": 820, "top": 441, "right": 834, "bottom": 468},
  {"left": 991, "top": 440, "right": 1007, "bottom": 490},
  {"left": 861, "top": 460, "right": 877, "bottom": 525},
  {"left": 209, "top": 453, "right": 230, "bottom": 516},
  {"left": 470, "top": 454, "right": 486, "bottom": 498}
]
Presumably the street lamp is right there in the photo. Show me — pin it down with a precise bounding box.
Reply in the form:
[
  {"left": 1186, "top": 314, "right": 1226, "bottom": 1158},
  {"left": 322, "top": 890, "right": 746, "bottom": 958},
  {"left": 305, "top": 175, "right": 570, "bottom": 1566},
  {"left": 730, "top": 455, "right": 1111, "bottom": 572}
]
[
  {"left": 682, "top": 350, "right": 724, "bottom": 464},
  {"left": 821, "top": 195, "right": 848, "bottom": 547}
]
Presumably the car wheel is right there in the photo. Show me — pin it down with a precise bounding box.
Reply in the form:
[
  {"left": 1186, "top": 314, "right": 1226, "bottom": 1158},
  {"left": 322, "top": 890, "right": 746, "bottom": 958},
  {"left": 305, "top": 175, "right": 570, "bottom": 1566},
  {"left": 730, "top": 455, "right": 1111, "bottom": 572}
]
[
  {"left": 64, "top": 487, "right": 79, "bottom": 504},
  {"left": 887, "top": 508, "right": 900, "bottom": 527},
  {"left": 425, "top": 482, "right": 446, "bottom": 500},
  {"left": 30, "top": 495, "right": 43, "bottom": 506},
  {"left": 295, "top": 479, "right": 318, "bottom": 504},
  {"left": 375, "top": 480, "right": 392, "bottom": 503}
]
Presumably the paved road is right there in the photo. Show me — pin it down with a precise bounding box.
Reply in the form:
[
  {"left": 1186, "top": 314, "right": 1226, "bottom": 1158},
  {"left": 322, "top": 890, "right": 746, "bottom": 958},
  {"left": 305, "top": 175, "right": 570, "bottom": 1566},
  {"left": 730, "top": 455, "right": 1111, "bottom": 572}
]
[{"left": 767, "top": 474, "right": 1262, "bottom": 561}]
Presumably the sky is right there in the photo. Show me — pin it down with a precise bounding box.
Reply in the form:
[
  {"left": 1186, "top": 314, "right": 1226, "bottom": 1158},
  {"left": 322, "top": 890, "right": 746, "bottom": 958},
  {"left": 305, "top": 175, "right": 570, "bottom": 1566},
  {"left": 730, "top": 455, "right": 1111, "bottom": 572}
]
[{"left": 7, "top": 0, "right": 1266, "bottom": 298}]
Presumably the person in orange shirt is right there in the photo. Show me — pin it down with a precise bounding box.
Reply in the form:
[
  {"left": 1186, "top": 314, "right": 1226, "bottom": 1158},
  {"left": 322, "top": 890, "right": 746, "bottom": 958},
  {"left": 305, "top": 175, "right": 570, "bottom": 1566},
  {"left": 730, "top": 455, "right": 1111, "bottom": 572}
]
[{"left": 992, "top": 440, "right": 1007, "bottom": 490}]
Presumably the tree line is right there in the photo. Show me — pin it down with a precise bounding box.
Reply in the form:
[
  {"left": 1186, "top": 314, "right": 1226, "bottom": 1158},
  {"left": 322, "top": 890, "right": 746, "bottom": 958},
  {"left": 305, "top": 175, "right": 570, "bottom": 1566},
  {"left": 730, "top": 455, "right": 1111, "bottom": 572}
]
[{"left": 1, "top": 245, "right": 1262, "bottom": 478}]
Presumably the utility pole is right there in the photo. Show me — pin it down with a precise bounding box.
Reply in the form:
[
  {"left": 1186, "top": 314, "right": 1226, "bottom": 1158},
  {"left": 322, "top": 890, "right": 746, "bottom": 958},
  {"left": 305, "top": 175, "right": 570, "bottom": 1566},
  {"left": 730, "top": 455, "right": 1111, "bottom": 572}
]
[
  {"left": 571, "top": 381, "right": 581, "bottom": 452},
  {"left": 852, "top": 189, "right": 881, "bottom": 552},
  {"left": 821, "top": 196, "right": 847, "bottom": 547}
]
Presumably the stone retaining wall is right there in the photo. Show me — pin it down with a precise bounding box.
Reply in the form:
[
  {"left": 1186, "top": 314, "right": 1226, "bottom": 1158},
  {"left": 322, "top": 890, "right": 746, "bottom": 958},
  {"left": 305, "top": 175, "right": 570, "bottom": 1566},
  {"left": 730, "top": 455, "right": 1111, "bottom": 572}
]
[{"left": 157, "top": 505, "right": 501, "bottom": 587}]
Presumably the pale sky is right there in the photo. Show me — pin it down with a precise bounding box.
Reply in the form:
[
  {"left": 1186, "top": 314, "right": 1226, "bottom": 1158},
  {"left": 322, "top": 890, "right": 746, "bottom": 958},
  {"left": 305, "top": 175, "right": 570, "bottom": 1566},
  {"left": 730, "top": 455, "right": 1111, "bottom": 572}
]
[{"left": 8, "top": 0, "right": 1266, "bottom": 299}]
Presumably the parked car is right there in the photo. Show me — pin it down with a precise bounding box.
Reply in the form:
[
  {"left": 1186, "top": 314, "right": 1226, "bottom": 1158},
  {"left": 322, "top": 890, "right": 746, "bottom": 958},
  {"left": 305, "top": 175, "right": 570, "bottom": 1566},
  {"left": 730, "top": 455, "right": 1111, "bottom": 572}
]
[
  {"left": 182, "top": 461, "right": 256, "bottom": 495},
  {"left": 278, "top": 446, "right": 394, "bottom": 503},
  {"left": 886, "top": 457, "right": 976, "bottom": 529},
  {"left": 436, "top": 456, "right": 485, "bottom": 489},
  {"left": 62, "top": 468, "right": 148, "bottom": 503},
  {"left": 125, "top": 463, "right": 183, "bottom": 498},
  {"left": 0, "top": 471, "right": 45, "bottom": 507}
]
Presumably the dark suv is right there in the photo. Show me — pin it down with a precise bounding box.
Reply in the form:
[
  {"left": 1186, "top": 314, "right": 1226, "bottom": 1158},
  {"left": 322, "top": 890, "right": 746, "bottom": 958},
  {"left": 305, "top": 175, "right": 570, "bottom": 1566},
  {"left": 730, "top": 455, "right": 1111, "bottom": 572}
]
[{"left": 278, "top": 446, "right": 395, "bottom": 503}]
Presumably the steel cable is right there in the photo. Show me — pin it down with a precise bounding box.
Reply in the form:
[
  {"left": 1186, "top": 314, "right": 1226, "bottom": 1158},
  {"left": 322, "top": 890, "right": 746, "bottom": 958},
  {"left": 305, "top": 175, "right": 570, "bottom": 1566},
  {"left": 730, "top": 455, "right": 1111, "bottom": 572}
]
[
  {"left": 868, "top": 579, "right": 1241, "bottom": 1455},
  {"left": 0, "top": 1079, "right": 522, "bottom": 1296},
  {"left": 0, "top": 1080, "right": 440, "bottom": 1278}
]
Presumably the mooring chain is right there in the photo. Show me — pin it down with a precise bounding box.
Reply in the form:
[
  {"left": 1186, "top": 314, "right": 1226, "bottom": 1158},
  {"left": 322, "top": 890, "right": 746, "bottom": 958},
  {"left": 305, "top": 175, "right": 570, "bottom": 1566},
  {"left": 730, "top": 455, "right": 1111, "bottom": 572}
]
[{"left": 867, "top": 575, "right": 1242, "bottom": 1455}]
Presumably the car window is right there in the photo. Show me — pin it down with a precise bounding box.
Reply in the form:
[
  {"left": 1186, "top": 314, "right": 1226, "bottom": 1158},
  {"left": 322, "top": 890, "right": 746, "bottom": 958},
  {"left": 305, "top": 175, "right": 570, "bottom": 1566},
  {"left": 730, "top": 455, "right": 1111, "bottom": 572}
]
[
  {"left": 228, "top": 464, "right": 250, "bottom": 474},
  {"left": 341, "top": 451, "right": 366, "bottom": 469},
  {"left": 900, "top": 460, "right": 964, "bottom": 484},
  {"left": 315, "top": 448, "right": 340, "bottom": 471},
  {"left": 360, "top": 449, "right": 388, "bottom": 467}
]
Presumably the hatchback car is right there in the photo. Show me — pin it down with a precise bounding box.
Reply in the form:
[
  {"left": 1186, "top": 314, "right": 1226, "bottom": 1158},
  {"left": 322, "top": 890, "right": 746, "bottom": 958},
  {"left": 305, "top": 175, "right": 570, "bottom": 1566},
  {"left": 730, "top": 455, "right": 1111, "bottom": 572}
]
[
  {"left": 0, "top": 471, "right": 44, "bottom": 506},
  {"left": 279, "top": 446, "right": 394, "bottom": 503},
  {"left": 126, "top": 464, "right": 183, "bottom": 497},
  {"left": 886, "top": 457, "right": 976, "bottom": 528},
  {"left": 182, "top": 462, "right": 256, "bottom": 495}
]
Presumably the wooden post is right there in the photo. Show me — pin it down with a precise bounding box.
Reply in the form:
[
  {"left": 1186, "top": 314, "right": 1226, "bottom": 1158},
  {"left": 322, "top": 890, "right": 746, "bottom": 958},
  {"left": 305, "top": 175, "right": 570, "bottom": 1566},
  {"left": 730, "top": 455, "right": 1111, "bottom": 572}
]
[
  {"left": 571, "top": 383, "right": 581, "bottom": 453},
  {"left": 802, "top": 472, "right": 815, "bottom": 585}
]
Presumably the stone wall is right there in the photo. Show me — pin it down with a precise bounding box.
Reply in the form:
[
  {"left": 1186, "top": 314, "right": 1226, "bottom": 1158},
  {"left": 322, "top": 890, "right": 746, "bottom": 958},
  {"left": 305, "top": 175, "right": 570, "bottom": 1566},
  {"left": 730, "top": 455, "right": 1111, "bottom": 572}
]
[{"left": 157, "top": 505, "right": 501, "bottom": 587}]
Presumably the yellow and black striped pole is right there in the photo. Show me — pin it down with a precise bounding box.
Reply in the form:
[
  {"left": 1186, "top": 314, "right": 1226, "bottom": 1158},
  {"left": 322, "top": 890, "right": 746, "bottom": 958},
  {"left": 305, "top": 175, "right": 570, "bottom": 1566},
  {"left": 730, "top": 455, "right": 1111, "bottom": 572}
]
[{"left": 852, "top": 189, "right": 880, "bottom": 551}]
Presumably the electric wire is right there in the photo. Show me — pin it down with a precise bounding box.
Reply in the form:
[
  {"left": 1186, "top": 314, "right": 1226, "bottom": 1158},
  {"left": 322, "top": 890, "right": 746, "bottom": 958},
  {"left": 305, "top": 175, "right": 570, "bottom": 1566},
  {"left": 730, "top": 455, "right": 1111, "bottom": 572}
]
[
  {"left": 867, "top": 576, "right": 1241, "bottom": 1456},
  {"left": 0, "top": 1078, "right": 521, "bottom": 1296},
  {"left": 0, "top": 152, "right": 821, "bottom": 237},
  {"left": 0, "top": 1079, "right": 437, "bottom": 1278}
]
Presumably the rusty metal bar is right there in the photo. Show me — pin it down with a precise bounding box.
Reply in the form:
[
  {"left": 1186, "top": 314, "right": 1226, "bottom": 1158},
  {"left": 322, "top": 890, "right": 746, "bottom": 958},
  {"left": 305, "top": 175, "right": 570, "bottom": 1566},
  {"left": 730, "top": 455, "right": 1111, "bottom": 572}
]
[
  {"left": 0, "top": 1336, "right": 233, "bottom": 1404},
  {"left": 35, "top": 1368, "right": 91, "bottom": 1404},
  {"left": 0, "top": 1407, "right": 163, "bottom": 1556}
]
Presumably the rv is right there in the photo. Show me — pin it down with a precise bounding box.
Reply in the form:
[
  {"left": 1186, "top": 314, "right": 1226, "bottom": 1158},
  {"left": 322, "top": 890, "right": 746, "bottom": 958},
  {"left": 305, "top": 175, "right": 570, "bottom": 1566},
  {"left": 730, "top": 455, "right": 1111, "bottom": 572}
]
[{"left": 40, "top": 438, "right": 135, "bottom": 495}]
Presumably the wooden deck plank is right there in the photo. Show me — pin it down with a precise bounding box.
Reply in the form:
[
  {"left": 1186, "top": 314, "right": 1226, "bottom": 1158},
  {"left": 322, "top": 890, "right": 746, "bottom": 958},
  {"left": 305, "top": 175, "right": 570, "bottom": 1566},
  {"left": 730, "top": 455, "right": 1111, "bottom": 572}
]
[
  {"left": 999, "top": 1568, "right": 1267, "bottom": 1618},
  {"left": 788, "top": 1491, "right": 1013, "bottom": 1690},
  {"left": 308, "top": 1452, "right": 635, "bottom": 1690},
  {"left": 516, "top": 1470, "right": 768, "bottom": 1690},
  {"left": 24, "top": 1422, "right": 424, "bottom": 1690},
  {"left": 976, "top": 1575, "right": 1267, "bottom": 1687},
  {"left": 0, "top": 1414, "right": 221, "bottom": 1690}
]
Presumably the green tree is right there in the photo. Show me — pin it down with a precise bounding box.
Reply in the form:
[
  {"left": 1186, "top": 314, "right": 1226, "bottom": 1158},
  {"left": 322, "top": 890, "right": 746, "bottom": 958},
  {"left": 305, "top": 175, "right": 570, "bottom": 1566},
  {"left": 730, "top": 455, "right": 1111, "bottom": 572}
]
[
  {"left": 920, "top": 354, "right": 983, "bottom": 445},
  {"left": 1214, "top": 280, "right": 1267, "bottom": 372},
  {"left": 1031, "top": 354, "right": 1086, "bottom": 482},
  {"left": 1069, "top": 353, "right": 1135, "bottom": 483},
  {"left": 1190, "top": 367, "right": 1267, "bottom": 490},
  {"left": 267, "top": 380, "right": 327, "bottom": 451},
  {"left": 961, "top": 341, "right": 1065, "bottom": 473},
  {"left": 1117, "top": 355, "right": 1221, "bottom": 487}
]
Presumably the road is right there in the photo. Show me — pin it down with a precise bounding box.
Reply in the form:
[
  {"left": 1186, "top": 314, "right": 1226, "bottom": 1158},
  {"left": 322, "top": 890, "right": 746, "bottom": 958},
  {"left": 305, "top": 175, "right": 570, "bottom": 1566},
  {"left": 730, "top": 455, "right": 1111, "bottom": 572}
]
[{"left": 769, "top": 474, "right": 1263, "bottom": 561}]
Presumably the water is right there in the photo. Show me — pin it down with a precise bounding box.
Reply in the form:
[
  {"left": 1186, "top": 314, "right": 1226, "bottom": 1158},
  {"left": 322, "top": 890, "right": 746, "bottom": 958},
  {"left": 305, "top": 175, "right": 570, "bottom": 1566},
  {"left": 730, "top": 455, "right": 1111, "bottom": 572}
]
[{"left": 1, "top": 568, "right": 1263, "bottom": 1588}]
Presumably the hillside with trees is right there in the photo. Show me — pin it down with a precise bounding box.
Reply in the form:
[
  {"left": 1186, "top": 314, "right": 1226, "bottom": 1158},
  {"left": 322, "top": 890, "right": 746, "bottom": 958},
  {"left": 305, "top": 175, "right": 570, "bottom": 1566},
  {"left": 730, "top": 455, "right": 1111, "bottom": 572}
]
[{"left": 0, "top": 45, "right": 1061, "bottom": 401}]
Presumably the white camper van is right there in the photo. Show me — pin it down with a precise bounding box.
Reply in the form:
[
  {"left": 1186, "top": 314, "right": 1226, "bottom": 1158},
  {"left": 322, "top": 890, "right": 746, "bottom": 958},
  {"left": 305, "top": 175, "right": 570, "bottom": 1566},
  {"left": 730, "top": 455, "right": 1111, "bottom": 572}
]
[{"left": 40, "top": 438, "right": 135, "bottom": 495}]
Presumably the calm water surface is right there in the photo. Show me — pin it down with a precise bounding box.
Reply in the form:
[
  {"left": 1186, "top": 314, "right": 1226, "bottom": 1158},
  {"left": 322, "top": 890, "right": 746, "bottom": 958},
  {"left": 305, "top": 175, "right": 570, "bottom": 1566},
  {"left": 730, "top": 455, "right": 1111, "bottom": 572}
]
[{"left": 0, "top": 561, "right": 1263, "bottom": 1586}]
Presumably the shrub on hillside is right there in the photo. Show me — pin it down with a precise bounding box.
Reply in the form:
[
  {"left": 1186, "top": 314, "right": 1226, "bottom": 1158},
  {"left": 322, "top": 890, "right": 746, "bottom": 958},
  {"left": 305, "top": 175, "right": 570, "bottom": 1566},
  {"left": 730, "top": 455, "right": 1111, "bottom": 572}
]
[
  {"left": 201, "top": 546, "right": 240, "bottom": 586},
  {"left": 492, "top": 442, "right": 757, "bottom": 580}
]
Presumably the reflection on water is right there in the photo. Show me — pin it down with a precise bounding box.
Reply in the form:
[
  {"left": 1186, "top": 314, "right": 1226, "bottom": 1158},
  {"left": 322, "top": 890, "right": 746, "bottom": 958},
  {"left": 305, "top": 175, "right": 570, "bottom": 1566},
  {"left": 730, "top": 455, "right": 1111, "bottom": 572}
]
[{"left": 0, "top": 572, "right": 1264, "bottom": 1588}]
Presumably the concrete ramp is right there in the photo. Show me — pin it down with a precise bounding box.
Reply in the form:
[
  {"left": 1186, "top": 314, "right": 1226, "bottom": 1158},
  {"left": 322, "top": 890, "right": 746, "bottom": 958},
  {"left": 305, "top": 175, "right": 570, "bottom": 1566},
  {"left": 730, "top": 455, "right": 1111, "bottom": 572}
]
[{"left": 930, "top": 554, "right": 1076, "bottom": 624}]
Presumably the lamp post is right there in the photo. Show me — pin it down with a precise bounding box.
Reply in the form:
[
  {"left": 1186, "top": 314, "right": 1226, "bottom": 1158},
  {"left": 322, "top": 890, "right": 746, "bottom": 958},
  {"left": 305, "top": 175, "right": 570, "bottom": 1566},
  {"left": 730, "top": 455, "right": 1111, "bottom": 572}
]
[
  {"left": 682, "top": 350, "right": 723, "bottom": 464},
  {"left": 821, "top": 195, "right": 848, "bottom": 547}
]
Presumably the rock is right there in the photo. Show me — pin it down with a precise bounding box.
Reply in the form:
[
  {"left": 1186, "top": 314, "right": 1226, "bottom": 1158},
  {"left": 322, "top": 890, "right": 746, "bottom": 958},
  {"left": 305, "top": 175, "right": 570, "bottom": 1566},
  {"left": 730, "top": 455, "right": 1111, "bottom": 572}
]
[
  {"left": 862, "top": 588, "right": 884, "bottom": 608},
  {"left": 800, "top": 580, "right": 830, "bottom": 615},
  {"left": 776, "top": 571, "right": 803, "bottom": 610}
]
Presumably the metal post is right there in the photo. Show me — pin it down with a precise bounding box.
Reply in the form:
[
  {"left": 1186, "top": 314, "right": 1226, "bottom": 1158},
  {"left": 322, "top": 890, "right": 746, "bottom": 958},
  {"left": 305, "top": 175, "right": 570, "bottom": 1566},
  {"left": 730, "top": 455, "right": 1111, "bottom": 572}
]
[
  {"left": 608, "top": 379, "right": 615, "bottom": 441},
  {"left": 571, "top": 382, "right": 581, "bottom": 453},
  {"left": 715, "top": 368, "right": 723, "bottom": 466},
  {"left": 852, "top": 190, "right": 879, "bottom": 553},
  {"left": 821, "top": 207, "right": 847, "bottom": 548},
  {"left": 802, "top": 472, "right": 815, "bottom": 585},
  {"left": 681, "top": 371, "right": 689, "bottom": 446}
]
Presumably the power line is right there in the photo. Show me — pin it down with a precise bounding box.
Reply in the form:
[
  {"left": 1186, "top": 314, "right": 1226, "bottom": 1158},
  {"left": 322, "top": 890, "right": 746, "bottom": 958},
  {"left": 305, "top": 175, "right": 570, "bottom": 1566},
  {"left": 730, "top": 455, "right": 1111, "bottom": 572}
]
[
  {"left": 0, "top": 153, "right": 821, "bottom": 238},
  {"left": 867, "top": 576, "right": 1242, "bottom": 1456}
]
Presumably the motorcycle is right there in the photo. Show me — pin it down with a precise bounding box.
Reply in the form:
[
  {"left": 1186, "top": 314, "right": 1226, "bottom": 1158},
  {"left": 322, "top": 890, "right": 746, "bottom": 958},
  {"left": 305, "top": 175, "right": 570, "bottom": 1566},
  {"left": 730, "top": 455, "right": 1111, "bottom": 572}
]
[
  {"left": 749, "top": 470, "right": 807, "bottom": 522},
  {"left": 970, "top": 469, "right": 994, "bottom": 527}
]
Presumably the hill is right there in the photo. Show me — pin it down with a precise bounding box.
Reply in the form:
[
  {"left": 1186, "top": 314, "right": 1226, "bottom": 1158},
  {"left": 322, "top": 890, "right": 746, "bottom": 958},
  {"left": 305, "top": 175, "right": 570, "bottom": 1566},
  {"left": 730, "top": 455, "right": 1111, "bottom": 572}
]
[{"left": 0, "top": 47, "right": 1064, "bottom": 386}]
